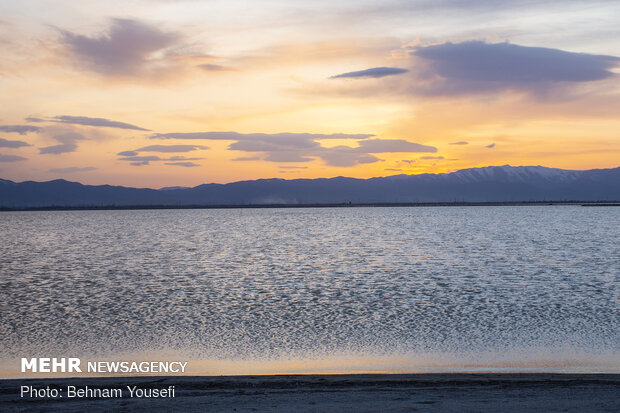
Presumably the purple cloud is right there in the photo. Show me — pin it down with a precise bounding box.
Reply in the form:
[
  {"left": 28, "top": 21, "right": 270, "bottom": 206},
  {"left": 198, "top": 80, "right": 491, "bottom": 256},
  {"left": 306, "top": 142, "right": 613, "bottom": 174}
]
[
  {"left": 356, "top": 139, "right": 436, "bottom": 153},
  {"left": 60, "top": 18, "right": 181, "bottom": 76},
  {"left": 0, "top": 125, "right": 41, "bottom": 135},
  {"left": 0, "top": 154, "right": 27, "bottom": 162},
  {"left": 24, "top": 117, "right": 45, "bottom": 123},
  {"left": 39, "top": 143, "right": 78, "bottom": 154},
  {"left": 118, "top": 150, "right": 139, "bottom": 156},
  {"left": 331, "top": 67, "right": 409, "bottom": 79},
  {"left": 410, "top": 41, "right": 620, "bottom": 95},
  {"left": 198, "top": 64, "right": 230, "bottom": 71},
  {"left": 135, "top": 144, "right": 208, "bottom": 152},
  {"left": 119, "top": 155, "right": 162, "bottom": 166},
  {"left": 39, "top": 132, "right": 85, "bottom": 155},
  {"left": 49, "top": 166, "right": 97, "bottom": 173},
  {"left": 164, "top": 162, "right": 200, "bottom": 167},
  {"left": 118, "top": 154, "right": 203, "bottom": 166},
  {"left": 0, "top": 138, "right": 31, "bottom": 148},
  {"left": 152, "top": 132, "right": 375, "bottom": 141},
  {"left": 232, "top": 156, "right": 261, "bottom": 161},
  {"left": 151, "top": 131, "right": 436, "bottom": 167},
  {"left": 51, "top": 115, "right": 149, "bottom": 131}
]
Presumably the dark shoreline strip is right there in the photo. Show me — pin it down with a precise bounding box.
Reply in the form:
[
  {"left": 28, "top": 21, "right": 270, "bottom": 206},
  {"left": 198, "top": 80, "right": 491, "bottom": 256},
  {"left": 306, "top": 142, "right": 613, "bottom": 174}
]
[
  {"left": 2, "top": 201, "right": 620, "bottom": 212},
  {"left": 2, "top": 374, "right": 619, "bottom": 412}
]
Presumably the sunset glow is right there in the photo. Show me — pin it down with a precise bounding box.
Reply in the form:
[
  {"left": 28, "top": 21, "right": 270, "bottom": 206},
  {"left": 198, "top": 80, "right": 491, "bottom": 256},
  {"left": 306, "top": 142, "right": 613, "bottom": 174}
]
[{"left": 1, "top": 0, "right": 619, "bottom": 187}]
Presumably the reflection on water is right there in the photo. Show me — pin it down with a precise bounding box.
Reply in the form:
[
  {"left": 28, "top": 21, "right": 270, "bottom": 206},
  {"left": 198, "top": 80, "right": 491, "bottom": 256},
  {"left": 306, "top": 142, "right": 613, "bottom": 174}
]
[{"left": 0, "top": 206, "right": 618, "bottom": 376}]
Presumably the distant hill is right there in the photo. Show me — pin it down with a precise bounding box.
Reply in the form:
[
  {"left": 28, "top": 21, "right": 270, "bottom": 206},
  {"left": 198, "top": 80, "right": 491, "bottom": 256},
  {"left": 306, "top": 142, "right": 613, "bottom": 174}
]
[{"left": 1, "top": 165, "right": 619, "bottom": 208}]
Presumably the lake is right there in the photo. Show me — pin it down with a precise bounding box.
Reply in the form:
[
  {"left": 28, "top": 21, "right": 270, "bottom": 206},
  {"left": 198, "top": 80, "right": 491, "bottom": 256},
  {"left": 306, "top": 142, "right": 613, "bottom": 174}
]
[{"left": 0, "top": 206, "right": 618, "bottom": 376}]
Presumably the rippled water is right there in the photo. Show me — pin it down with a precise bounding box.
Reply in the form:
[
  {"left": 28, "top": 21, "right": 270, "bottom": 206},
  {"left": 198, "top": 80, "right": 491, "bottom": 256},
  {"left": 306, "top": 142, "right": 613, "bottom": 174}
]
[{"left": 1, "top": 207, "right": 618, "bottom": 376}]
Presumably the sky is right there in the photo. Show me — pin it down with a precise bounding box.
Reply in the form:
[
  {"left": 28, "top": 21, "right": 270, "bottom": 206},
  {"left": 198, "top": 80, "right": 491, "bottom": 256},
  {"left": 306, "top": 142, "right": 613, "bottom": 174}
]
[{"left": 1, "top": 0, "right": 619, "bottom": 188}]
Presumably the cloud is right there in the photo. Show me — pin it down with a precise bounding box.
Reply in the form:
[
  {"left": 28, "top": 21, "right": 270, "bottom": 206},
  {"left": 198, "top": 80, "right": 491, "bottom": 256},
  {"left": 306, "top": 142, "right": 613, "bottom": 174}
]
[
  {"left": 118, "top": 154, "right": 203, "bottom": 166},
  {"left": 50, "top": 115, "right": 149, "bottom": 131},
  {"left": 39, "top": 143, "right": 78, "bottom": 155},
  {"left": 410, "top": 41, "right": 620, "bottom": 96},
  {"left": 420, "top": 156, "right": 444, "bottom": 159},
  {"left": 0, "top": 137, "right": 30, "bottom": 148},
  {"left": 315, "top": 147, "right": 379, "bottom": 167},
  {"left": 134, "top": 144, "right": 208, "bottom": 152},
  {"left": 0, "top": 125, "right": 41, "bottom": 135},
  {"left": 152, "top": 132, "right": 375, "bottom": 141},
  {"left": 118, "top": 150, "right": 139, "bottom": 156},
  {"left": 486, "top": 143, "right": 496, "bottom": 148},
  {"left": 166, "top": 156, "right": 202, "bottom": 161},
  {"left": 0, "top": 154, "right": 27, "bottom": 162},
  {"left": 164, "top": 162, "right": 200, "bottom": 167},
  {"left": 48, "top": 166, "right": 97, "bottom": 173},
  {"left": 151, "top": 131, "right": 436, "bottom": 167},
  {"left": 356, "top": 139, "right": 436, "bottom": 153},
  {"left": 119, "top": 155, "right": 161, "bottom": 166},
  {"left": 39, "top": 131, "right": 85, "bottom": 155},
  {"left": 232, "top": 156, "right": 261, "bottom": 161},
  {"left": 330, "top": 67, "right": 409, "bottom": 79},
  {"left": 24, "top": 117, "right": 45, "bottom": 123},
  {"left": 120, "top": 155, "right": 159, "bottom": 161},
  {"left": 279, "top": 166, "right": 308, "bottom": 169},
  {"left": 60, "top": 18, "right": 181, "bottom": 77},
  {"left": 449, "top": 141, "right": 469, "bottom": 145},
  {"left": 116, "top": 144, "right": 208, "bottom": 162},
  {"left": 198, "top": 63, "right": 230, "bottom": 71},
  {"left": 385, "top": 168, "right": 402, "bottom": 171}
]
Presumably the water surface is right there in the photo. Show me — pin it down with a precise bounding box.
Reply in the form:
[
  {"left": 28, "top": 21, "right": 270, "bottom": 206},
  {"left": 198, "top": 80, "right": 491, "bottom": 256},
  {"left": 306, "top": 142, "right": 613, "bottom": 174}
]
[{"left": 0, "top": 206, "right": 618, "bottom": 376}]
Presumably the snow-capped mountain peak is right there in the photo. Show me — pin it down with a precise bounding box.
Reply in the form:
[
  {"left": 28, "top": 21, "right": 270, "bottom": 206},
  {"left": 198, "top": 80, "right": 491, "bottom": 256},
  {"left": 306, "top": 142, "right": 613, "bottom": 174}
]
[{"left": 450, "top": 165, "right": 581, "bottom": 183}]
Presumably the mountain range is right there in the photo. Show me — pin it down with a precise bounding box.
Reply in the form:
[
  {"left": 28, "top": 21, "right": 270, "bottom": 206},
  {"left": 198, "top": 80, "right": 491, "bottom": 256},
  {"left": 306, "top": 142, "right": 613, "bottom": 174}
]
[{"left": 1, "top": 165, "right": 619, "bottom": 208}]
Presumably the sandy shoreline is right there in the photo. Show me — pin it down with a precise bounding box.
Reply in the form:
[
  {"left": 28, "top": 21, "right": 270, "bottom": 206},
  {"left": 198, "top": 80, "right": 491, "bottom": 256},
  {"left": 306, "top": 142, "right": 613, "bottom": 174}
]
[{"left": 1, "top": 373, "right": 618, "bottom": 412}]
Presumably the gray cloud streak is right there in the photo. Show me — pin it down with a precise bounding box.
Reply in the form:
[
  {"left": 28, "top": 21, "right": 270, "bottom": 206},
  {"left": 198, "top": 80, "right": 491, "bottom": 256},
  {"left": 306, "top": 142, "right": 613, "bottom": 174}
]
[
  {"left": 0, "top": 125, "right": 41, "bottom": 135},
  {"left": 198, "top": 63, "right": 230, "bottom": 71},
  {"left": 51, "top": 115, "right": 149, "bottom": 131},
  {"left": 39, "top": 132, "right": 85, "bottom": 155},
  {"left": 152, "top": 132, "right": 375, "bottom": 140},
  {"left": 49, "top": 166, "right": 97, "bottom": 173},
  {"left": 0, "top": 154, "right": 27, "bottom": 162},
  {"left": 232, "top": 156, "right": 261, "bottom": 161},
  {"left": 164, "top": 162, "right": 200, "bottom": 167},
  {"left": 60, "top": 18, "right": 181, "bottom": 76},
  {"left": 0, "top": 138, "right": 31, "bottom": 148},
  {"left": 39, "top": 143, "right": 78, "bottom": 154},
  {"left": 116, "top": 144, "right": 209, "bottom": 163},
  {"left": 135, "top": 144, "right": 208, "bottom": 152},
  {"left": 410, "top": 41, "right": 620, "bottom": 96},
  {"left": 357, "top": 139, "right": 436, "bottom": 153},
  {"left": 151, "top": 131, "right": 436, "bottom": 167},
  {"left": 118, "top": 154, "right": 204, "bottom": 166},
  {"left": 331, "top": 66, "right": 409, "bottom": 79}
]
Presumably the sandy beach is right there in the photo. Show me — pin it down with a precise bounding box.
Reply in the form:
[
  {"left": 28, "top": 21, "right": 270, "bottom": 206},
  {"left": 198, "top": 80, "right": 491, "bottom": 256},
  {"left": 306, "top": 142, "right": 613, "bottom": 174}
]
[{"left": 1, "top": 374, "right": 618, "bottom": 412}]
